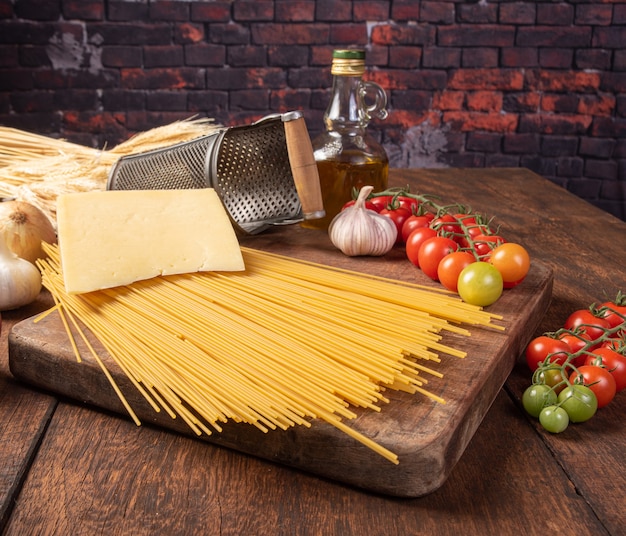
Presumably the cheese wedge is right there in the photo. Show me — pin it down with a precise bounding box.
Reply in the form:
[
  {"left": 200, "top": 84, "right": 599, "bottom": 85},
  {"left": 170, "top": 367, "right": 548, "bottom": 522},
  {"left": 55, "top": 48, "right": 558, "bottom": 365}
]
[{"left": 56, "top": 188, "right": 245, "bottom": 294}]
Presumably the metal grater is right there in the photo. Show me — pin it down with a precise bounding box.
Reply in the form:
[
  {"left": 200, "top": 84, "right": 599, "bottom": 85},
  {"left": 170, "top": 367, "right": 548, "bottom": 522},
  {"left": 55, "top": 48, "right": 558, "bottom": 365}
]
[{"left": 107, "top": 111, "right": 324, "bottom": 234}]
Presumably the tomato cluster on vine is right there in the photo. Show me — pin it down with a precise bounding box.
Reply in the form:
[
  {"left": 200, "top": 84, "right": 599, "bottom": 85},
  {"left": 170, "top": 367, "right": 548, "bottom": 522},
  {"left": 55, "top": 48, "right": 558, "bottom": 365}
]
[
  {"left": 343, "top": 187, "right": 531, "bottom": 307},
  {"left": 522, "top": 293, "right": 626, "bottom": 433}
]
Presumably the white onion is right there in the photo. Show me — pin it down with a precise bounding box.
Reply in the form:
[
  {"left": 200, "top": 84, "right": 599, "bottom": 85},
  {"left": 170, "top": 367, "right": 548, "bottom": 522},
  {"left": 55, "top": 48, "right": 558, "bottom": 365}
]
[{"left": 0, "top": 200, "right": 57, "bottom": 263}]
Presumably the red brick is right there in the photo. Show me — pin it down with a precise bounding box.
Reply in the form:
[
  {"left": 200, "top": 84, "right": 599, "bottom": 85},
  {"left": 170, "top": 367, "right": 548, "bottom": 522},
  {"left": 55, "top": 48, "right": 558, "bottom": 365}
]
[
  {"left": 62, "top": 0, "right": 103, "bottom": 21},
  {"left": 315, "top": 0, "right": 351, "bottom": 21},
  {"left": 420, "top": 2, "right": 454, "bottom": 24},
  {"left": 102, "top": 89, "right": 145, "bottom": 112},
  {"left": 501, "top": 47, "right": 538, "bottom": 67},
  {"left": 187, "top": 90, "right": 228, "bottom": 113},
  {"left": 108, "top": 1, "right": 149, "bottom": 21},
  {"left": 593, "top": 27, "right": 626, "bottom": 48},
  {"left": 190, "top": 2, "right": 231, "bottom": 22},
  {"left": 354, "top": 1, "right": 389, "bottom": 22},
  {"left": 462, "top": 48, "right": 498, "bottom": 68},
  {"left": 208, "top": 24, "right": 250, "bottom": 45},
  {"left": 0, "top": 0, "right": 13, "bottom": 18},
  {"left": 578, "top": 94, "right": 616, "bottom": 117},
  {"left": 233, "top": 0, "right": 273, "bottom": 21},
  {"left": 575, "top": 4, "right": 613, "bottom": 26},
  {"left": 268, "top": 46, "right": 309, "bottom": 67},
  {"left": 62, "top": 111, "right": 127, "bottom": 140},
  {"left": 433, "top": 90, "right": 465, "bottom": 111},
  {"left": 87, "top": 23, "right": 171, "bottom": 46},
  {"left": 251, "top": 24, "right": 329, "bottom": 45},
  {"left": 144, "top": 46, "right": 184, "bottom": 68},
  {"left": 391, "top": 90, "right": 432, "bottom": 112},
  {"left": 231, "top": 89, "right": 269, "bottom": 110},
  {"left": 500, "top": 3, "right": 536, "bottom": 25},
  {"left": 11, "top": 90, "right": 55, "bottom": 112},
  {"left": 0, "top": 21, "right": 56, "bottom": 45},
  {"left": 370, "top": 69, "right": 446, "bottom": 91},
  {"left": 269, "top": 88, "right": 311, "bottom": 111},
  {"left": 389, "top": 46, "right": 421, "bottom": 69},
  {"left": 275, "top": 1, "right": 315, "bottom": 22},
  {"left": 0, "top": 45, "right": 17, "bottom": 67},
  {"left": 449, "top": 69, "right": 524, "bottom": 91},
  {"left": 438, "top": 25, "right": 515, "bottom": 47},
  {"left": 391, "top": 1, "right": 419, "bottom": 21},
  {"left": 527, "top": 70, "right": 601, "bottom": 92},
  {"left": 466, "top": 132, "right": 502, "bottom": 152},
  {"left": 149, "top": 1, "right": 189, "bottom": 21},
  {"left": 541, "top": 136, "right": 579, "bottom": 157},
  {"left": 174, "top": 23, "right": 205, "bottom": 45},
  {"left": 457, "top": 3, "right": 498, "bottom": 23},
  {"left": 591, "top": 116, "right": 626, "bottom": 138},
  {"left": 228, "top": 45, "right": 267, "bottom": 67},
  {"left": 519, "top": 113, "right": 592, "bottom": 136},
  {"left": 443, "top": 111, "right": 518, "bottom": 133},
  {"left": 579, "top": 137, "right": 616, "bottom": 158},
  {"left": 576, "top": 49, "right": 612, "bottom": 70},
  {"left": 19, "top": 45, "right": 51, "bottom": 67},
  {"left": 289, "top": 67, "right": 327, "bottom": 89},
  {"left": 14, "top": 0, "right": 61, "bottom": 21},
  {"left": 185, "top": 44, "right": 226, "bottom": 66},
  {"left": 539, "top": 48, "right": 574, "bottom": 69},
  {"left": 146, "top": 91, "right": 188, "bottom": 111},
  {"left": 466, "top": 91, "right": 503, "bottom": 113},
  {"left": 125, "top": 111, "right": 200, "bottom": 135},
  {"left": 503, "top": 133, "right": 540, "bottom": 154},
  {"left": 371, "top": 23, "right": 435, "bottom": 46},
  {"left": 330, "top": 24, "right": 368, "bottom": 45},
  {"left": 422, "top": 47, "right": 461, "bottom": 68},
  {"left": 616, "top": 5, "right": 626, "bottom": 25},
  {"left": 121, "top": 68, "right": 205, "bottom": 90},
  {"left": 536, "top": 4, "right": 574, "bottom": 25},
  {"left": 101, "top": 46, "right": 143, "bottom": 68},
  {"left": 541, "top": 94, "right": 578, "bottom": 114},
  {"left": 517, "top": 26, "right": 591, "bottom": 47},
  {"left": 503, "top": 92, "right": 541, "bottom": 113}
]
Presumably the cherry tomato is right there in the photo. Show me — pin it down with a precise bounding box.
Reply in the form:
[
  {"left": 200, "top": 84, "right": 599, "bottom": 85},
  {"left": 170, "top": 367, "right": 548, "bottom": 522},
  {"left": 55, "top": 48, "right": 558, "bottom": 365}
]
[
  {"left": 457, "top": 261, "right": 503, "bottom": 306},
  {"left": 522, "top": 384, "right": 557, "bottom": 418},
  {"left": 569, "top": 365, "right": 616, "bottom": 409},
  {"left": 456, "top": 221, "right": 489, "bottom": 248},
  {"left": 597, "top": 300, "right": 626, "bottom": 328},
  {"left": 396, "top": 195, "right": 420, "bottom": 214},
  {"left": 369, "top": 195, "right": 392, "bottom": 212},
  {"left": 405, "top": 227, "right": 437, "bottom": 267},
  {"left": 557, "top": 384, "right": 597, "bottom": 423},
  {"left": 437, "top": 251, "right": 476, "bottom": 293},
  {"left": 557, "top": 332, "right": 589, "bottom": 366},
  {"left": 563, "top": 309, "right": 611, "bottom": 343},
  {"left": 488, "top": 243, "right": 530, "bottom": 288},
  {"left": 381, "top": 207, "right": 412, "bottom": 244},
  {"left": 417, "top": 236, "right": 459, "bottom": 281},
  {"left": 401, "top": 215, "right": 431, "bottom": 243},
  {"left": 525, "top": 336, "right": 571, "bottom": 371},
  {"left": 585, "top": 347, "right": 626, "bottom": 392},
  {"left": 473, "top": 233, "right": 506, "bottom": 259},
  {"left": 430, "top": 213, "right": 459, "bottom": 235},
  {"left": 341, "top": 199, "right": 378, "bottom": 212},
  {"left": 539, "top": 405, "right": 569, "bottom": 433},
  {"left": 537, "top": 365, "right": 566, "bottom": 394}
]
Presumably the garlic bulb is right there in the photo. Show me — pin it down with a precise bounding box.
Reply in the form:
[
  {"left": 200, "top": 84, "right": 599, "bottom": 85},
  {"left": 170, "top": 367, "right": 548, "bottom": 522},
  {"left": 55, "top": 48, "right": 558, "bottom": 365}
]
[
  {"left": 0, "top": 232, "right": 42, "bottom": 311},
  {"left": 328, "top": 186, "right": 397, "bottom": 256}
]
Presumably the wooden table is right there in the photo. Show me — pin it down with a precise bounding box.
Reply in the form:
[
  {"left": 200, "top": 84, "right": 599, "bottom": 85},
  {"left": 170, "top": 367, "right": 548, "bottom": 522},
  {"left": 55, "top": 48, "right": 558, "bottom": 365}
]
[{"left": 1, "top": 168, "right": 624, "bottom": 535}]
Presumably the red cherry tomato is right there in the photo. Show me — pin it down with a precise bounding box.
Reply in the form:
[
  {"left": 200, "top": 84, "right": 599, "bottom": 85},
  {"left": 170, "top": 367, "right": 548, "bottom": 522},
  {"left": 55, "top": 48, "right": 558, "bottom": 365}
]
[
  {"left": 473, "top": 233, "right": 506, "bottom": 259},
  {"left": 341, "top": 199, "right": 378, "bottom": 212},
  {"left": 417, "top": 236, "right": 459, "bottom": 281},
  {"left": 405, "top": 227, "right": 437, "bottom": 267},
  {"left": 569, "top": 365, "right": 616, "bottom": 408},
  {"left": 597, "top": 300, "right": 626, "bottom": 328},
  {"left": 369, "top": 195, "right": 392, "bottom": 212},
  {"left": 401, "top": 215, "right": 431, "bottom": 243},
  {"left": 396, "top": 195, "right": 420, "bottom": 214},
  {"left": 380, "top": 207, "right": 412, "bottom": 244},
  {"left": 437, "top": 251, "right": 476, "bottom": 292},
  {"left": 525, "top": 336, "right": 571, "bottom": 371},
  {"left": 584, "top": 347, "right": 626, "bottom": 392},
  {"left": 557, "top": 332, "right": 589, "bottom": 366},
  {"left": 430, "top": 214, "right": 459, "bottom": 236},
  {"left": 563, "top": 309, "right": 611, "bottom": 343}
]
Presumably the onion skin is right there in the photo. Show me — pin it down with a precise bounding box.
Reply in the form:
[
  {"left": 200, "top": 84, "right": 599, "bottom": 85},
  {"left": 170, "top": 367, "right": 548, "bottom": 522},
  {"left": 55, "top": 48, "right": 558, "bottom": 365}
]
[
  {"left": 0, "top": 200, "right": 57, "bottom": 263},
  {"left": 0, "top": 233, "right": 42, "bottom": 311}
]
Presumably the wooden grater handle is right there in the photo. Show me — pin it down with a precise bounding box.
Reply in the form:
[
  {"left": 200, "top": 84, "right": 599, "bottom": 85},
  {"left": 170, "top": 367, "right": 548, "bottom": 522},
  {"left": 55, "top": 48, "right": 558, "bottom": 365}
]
[{"left": 282, "top": 112, "right": 326, "bottom": 221}]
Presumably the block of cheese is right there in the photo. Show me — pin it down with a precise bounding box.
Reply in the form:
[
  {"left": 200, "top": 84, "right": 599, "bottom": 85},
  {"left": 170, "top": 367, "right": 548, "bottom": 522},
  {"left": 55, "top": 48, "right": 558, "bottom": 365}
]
[{"left": 56, "top": 188, "right": 245, "bottom": 294}]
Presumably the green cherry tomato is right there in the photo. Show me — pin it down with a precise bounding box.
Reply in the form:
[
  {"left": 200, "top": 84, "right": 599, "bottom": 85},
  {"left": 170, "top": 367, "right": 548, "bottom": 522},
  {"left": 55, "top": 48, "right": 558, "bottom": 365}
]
[
  {"left": 539, "top": 405, "right": 569, "bottom": 433},
  {"left": 557, "top": 384, "right": 597, "bottom": 423},
  {"left": 457, "top": 261, "right": 503, "bottom": 306},
  {"left": 522, "top": 384, "right": 557, "bottom": 418}
]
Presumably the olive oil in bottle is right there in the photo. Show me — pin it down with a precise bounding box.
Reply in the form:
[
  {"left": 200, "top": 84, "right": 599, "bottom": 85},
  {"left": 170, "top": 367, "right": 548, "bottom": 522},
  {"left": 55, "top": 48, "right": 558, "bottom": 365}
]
[{"left": 304, "top": 49, "right": 389, "bottom": 230}]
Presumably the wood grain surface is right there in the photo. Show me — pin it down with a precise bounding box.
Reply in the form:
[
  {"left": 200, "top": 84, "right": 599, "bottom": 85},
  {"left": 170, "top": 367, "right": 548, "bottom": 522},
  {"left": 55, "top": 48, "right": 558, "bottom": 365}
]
[
  {"left": 1, "top": 168, "right": 624, "bottom": 535},
  {"left": 8, "top": 226, "right": 552, "bottom": 497}
]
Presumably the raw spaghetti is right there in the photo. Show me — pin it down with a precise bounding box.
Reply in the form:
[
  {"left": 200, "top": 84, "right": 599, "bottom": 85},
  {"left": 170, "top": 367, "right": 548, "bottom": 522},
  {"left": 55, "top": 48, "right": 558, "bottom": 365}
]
[{"left": 36, "top": 244, "right": 503, "bottom": 464}]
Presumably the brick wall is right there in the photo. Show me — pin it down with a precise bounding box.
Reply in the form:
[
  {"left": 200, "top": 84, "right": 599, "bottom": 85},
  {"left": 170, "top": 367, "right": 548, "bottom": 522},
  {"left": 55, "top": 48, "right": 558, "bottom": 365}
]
[{"left": 1, "top": 0, "right": 625, "bottom": 220}]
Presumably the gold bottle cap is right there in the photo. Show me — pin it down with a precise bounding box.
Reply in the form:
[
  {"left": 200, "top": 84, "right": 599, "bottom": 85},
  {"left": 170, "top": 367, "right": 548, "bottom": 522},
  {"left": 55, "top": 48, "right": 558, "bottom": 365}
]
[{"left": 331, "top": 49, "right": 365, "bottom": 76}]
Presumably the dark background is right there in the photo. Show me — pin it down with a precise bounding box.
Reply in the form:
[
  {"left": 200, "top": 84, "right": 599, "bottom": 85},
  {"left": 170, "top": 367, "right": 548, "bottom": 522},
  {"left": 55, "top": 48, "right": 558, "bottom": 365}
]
[{"left": 1, "top": 0, "right": 624, "bottom": 220}]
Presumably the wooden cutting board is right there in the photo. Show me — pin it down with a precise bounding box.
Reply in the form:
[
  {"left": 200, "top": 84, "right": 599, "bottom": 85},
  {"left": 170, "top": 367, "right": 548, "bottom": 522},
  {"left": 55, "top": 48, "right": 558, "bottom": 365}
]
[{"left": 8, "top": 224, "right": 553, "bottom": 497}]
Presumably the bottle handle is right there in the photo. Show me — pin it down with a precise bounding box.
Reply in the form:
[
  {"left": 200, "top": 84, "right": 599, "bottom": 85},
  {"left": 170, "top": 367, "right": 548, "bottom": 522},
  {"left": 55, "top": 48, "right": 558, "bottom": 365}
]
[{"left": 358, "top": 81, "right": 388, "bottom": 122}]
